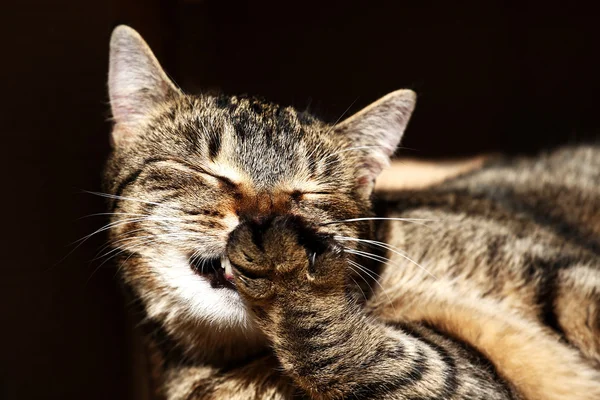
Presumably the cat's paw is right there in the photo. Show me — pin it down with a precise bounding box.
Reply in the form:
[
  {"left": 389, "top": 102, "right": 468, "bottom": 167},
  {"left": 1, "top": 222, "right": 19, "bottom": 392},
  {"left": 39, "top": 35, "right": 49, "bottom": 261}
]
[{"left": 226, "top": 216, "right": 346, "bottom": 303}]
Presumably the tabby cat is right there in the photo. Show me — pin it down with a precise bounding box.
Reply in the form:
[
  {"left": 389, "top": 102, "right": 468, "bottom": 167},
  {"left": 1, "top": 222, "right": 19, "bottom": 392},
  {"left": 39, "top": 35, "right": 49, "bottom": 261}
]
[{"left": 104, "top": 25, "right": 600, "bottom": 399}]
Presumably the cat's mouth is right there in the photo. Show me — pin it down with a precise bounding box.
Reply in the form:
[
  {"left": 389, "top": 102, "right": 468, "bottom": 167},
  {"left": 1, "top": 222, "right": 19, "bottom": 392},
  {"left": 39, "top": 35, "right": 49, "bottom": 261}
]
[{"left": 190, "top": 255, "right": 236, "bottom": 290}]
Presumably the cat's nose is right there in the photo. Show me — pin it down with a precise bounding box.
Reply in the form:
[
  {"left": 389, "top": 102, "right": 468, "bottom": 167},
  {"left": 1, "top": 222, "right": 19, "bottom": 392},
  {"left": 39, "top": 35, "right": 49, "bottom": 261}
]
[
  {"left": 239, "top": 214, "right": 272, "bottom": 229},
  {"left": 244, "top": 214, "right": 276, "bottom": 231},
  {"left": 236, "top": 191, "right": 291, "bottom": 223}
]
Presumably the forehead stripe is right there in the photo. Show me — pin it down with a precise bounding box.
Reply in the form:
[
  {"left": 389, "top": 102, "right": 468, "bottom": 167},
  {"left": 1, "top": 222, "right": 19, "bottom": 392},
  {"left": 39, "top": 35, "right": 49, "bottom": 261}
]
[{"left": 207, "top": 131, "right": 222, "bottom": 160}]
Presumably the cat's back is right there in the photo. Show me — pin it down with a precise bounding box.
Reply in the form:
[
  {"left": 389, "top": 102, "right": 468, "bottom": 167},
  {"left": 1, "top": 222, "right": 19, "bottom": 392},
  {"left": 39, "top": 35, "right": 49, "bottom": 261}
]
[
  {"left": 372, "top": 143, "right": 600, "bottom": 318},
  {"left": 443, "top": 143, "right": 600, "bottom": 247},
  {"left": 368, "top": 144, "right": 600, "bottom": 393},
  {"left": 375, "top": 144, "right": 600, "bottom": 266}
]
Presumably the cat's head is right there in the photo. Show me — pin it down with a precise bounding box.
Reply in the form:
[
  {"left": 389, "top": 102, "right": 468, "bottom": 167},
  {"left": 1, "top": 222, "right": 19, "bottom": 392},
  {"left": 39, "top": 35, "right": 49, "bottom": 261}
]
[{"left": 105, "top": 26, "right": 415, "bottom": 344}]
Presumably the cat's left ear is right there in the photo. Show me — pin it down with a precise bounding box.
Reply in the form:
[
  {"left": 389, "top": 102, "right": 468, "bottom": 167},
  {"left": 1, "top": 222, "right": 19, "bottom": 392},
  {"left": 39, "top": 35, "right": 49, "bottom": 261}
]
[
  {"left": 334, "top": 90, "right": 416, "bottom": 194},
  {"left": 108, "top": 25, "right": 182, "bottom": 139}
]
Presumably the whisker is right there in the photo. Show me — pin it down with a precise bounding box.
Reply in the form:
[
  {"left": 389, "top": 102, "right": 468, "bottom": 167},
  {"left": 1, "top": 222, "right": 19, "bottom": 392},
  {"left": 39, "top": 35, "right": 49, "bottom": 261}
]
[
  {"left": 347, "top": 274, "right": 368, "bottom": 302},
  {"left": 322, "top": 98, "right": 359, "bottom": 136},
  {"left": 346, "top": 265, "right": 371, "bottom": 303},
  {"left": 347, "top": 259, "right": 395, "bottom": 309},
  {"left": 94, "top": 236, "right": 160, "bottom": 264},
  {"left": 77, "top": 212, "right": 158, "bottom": 220},
  {"left": 336, "top": 236, "right": 437, "bottom": 280},
  {"left": 345, "top": 248, "right": 391, "bottom": 265},
  {"left": 65, "top": 216, "right": 179, "bottom": 261},
  {"left": 347, "top": 260, "right": 381, "bottom": 283},
  {"left": 87, "top": 240, "right": 151, "bottom": 283},
  {"left": 319, "top": 145, "right": 387, "bottom": 168},
  {"left": 57, "top": 216, "right": 170, "bottom": 267},
  {"left": 87, "top": 236, "right": 170, "bottom": 284},
  {"left": 318, "top": 145, "right": 417, "bottom": 170},
  {"left": 94, "top": 232, "right": 202, "bottom": 262},
  {"left": 83, "top": 190, "right": 165, "bottom": 208},
  {"left": 321, "top": 217, "right": 436, "bottom": 229},
  {"left": 90, "top": 235, "right": 169, "bottom": 262},
  {"left": 92, "top": 226, "right": 155, "bottom": 258},
  {"left": 73, "top": 216, "right": 181, "bottom": 245}
]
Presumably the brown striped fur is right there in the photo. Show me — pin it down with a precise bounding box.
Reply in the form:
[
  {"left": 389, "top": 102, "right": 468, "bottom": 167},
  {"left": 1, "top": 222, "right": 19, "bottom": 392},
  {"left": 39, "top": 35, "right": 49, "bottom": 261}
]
[{"left": 103, "top": 26, "right": 600, "bottom": 399}]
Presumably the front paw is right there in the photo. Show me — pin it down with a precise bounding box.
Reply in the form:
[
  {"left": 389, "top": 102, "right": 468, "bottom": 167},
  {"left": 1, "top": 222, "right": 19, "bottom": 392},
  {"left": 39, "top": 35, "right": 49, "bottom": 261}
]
[{"left": 226, "top": 216, "right": 346, "bottom": 303}]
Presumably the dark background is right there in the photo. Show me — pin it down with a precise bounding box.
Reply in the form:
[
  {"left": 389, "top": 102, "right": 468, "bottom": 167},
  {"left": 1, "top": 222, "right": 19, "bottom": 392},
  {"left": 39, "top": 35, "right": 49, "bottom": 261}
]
[{"left": 2, "top": 1, "right": 599, "bottom": 399}]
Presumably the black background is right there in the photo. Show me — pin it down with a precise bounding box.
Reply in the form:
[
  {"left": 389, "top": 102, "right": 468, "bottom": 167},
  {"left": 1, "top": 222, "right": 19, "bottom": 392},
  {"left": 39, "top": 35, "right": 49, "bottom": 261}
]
[{"left": 2, "top": 1, "right": 599, "bottom": 399}]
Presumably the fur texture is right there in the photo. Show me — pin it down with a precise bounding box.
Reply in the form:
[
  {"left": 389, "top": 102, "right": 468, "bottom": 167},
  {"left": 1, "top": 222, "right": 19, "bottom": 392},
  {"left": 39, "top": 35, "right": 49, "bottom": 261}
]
[{"left": 103, "top": 25, "right": 600, "bottom": 399}]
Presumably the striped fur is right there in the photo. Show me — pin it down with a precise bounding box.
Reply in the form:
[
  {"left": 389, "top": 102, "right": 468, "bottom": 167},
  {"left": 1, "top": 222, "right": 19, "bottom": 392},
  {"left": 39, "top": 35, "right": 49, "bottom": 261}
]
[{"left": 104, "top": 26, "right": 600, "bottom": 399}]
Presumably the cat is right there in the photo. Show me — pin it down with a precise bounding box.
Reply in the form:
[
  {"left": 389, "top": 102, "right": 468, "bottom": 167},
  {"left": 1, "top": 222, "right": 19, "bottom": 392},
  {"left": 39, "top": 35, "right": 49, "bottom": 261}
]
[{"left": 104, "top": 25, "right": 600, "bottom": 399}]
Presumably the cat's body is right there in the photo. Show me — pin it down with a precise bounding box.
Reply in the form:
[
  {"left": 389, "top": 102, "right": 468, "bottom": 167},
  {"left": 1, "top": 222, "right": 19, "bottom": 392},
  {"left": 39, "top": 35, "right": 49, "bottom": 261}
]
[{"left": 104, "top": 26, "right": 600, "bottom": 399}]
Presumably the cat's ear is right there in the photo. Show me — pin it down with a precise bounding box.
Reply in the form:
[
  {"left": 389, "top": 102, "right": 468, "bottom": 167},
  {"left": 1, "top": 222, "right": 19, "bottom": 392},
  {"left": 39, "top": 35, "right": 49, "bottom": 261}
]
[
  {"left": 334, "top": 89, "right": 416, "bottom": 194},
  {"left": 108, "top": 25, "right": 181, "bottom": 133}
]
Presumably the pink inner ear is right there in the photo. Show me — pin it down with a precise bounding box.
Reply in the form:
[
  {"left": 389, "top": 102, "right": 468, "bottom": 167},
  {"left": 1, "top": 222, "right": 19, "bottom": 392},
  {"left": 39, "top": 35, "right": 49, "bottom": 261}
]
[
  {"left": 357, "top": 158, "right": 388, "bottom": 186},
  {"left": 357, "top": 175, "right": 372, "bottom": 186},
  {"left": 111, "top": 94, "right": 142, "bottom": 124},
  {"left": 109, "top": 27, "right": 180, "bottom": 127}
]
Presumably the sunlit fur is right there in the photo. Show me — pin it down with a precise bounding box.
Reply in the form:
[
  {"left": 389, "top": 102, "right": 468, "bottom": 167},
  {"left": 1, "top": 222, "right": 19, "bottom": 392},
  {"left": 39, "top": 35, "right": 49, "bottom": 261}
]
[
  {"left": 104, "top": 26, "right": 600, "bottom": 399},
  {"left": 104, "top": 92, "right": 379, "bottom": 351}
]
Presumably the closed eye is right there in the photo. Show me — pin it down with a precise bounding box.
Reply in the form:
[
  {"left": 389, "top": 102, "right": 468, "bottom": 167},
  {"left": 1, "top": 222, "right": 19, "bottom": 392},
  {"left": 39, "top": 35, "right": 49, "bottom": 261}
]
[
  {"left": 297, "top": 192, "right": 335, "bottom": 203},
  {"left": 290, "top": 190, "right": 333, "bottom": 201},
  {"left": 145, "top": 158, "right": 239, "bottom": 188}
]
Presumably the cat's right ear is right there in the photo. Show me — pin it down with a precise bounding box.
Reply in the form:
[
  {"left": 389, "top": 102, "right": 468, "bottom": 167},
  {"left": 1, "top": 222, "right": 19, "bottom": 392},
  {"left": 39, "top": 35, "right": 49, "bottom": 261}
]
[
  {"left": 333, "top": 90, "right": 416, "bottom": 197},
  {"left": 108, "top": 25, "right": 181, "bottom": 144}
]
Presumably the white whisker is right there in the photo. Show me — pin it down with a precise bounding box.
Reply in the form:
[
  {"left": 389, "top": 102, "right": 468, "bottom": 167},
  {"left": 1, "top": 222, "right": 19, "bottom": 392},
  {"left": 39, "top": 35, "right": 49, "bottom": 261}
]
[
  {"left": 78, "top": 212, "right": 158, "bottom": 220},
  {"left": 321, "top": 98, "right": 359, "bottom": 137},
  {"left": 83, "top": 190, "right": 165, "bottom": 207},
  {"left": 75, "top": 216, "right": 181, "bottom": 244},
  {"left": 347, "top": 274, "right": 368, "bottom": 302},
  {"left": 319, "top": 145, "right": 386, "bottom": 168},
  {"left": 347, "top": 259, "right": 395, "bottom": 309},
  {"left": 318, "top": 144, "right": 417, "bottom": 169},
  {"left": 346, "top": 264, "right": 373, "bottom": 302},
  {"left": 94, "top": 232, "right": 203, "bottom": 262},
  {"left": 345, "top": 248, "right": 391, "bottom": 265},
  {"left": 336, "top": 236, "right": 437, "bottom": 280},
  {"left": 322, "top": 217, "right": 436, "bottom": 229},
  {"left": 87, "top": 237, "right": 167, "bottom": 283}
]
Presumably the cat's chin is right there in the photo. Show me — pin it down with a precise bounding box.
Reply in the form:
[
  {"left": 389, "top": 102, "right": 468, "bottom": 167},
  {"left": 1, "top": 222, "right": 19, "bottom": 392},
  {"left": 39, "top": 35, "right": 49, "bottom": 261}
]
[{"left": 144, "top": 250, "right": 254, "bottom": 333}]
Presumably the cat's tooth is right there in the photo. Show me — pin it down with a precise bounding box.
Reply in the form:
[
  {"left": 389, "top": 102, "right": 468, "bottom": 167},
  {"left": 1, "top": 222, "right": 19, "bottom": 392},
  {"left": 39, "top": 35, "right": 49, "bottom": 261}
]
[{"left": 222, "top": 255, "right": 234, "bottom": 280}]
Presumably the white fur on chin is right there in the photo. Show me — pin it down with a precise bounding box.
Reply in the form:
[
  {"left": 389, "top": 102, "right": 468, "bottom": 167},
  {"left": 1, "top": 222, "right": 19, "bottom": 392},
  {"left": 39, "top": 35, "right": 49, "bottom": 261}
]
[{"left": 146, "top": 249, "right": 252, "bottom": 331}]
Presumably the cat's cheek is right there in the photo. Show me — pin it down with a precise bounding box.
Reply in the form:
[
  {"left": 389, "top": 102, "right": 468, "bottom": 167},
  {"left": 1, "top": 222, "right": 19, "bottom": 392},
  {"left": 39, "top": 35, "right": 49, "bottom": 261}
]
[{"left": 140, "top": 250, "right": 254, "bottom": 330}]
